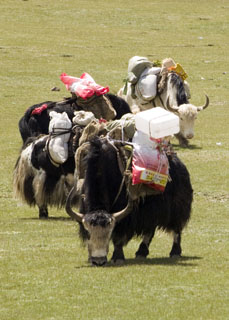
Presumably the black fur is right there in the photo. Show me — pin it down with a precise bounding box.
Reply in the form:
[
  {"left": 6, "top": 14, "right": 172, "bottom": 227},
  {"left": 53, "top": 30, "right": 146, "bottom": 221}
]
[
  {"left": 106, "top": 93, "right": 131, "bottom": 119},
  {"left": 16, "top": 93, "right": 131, "bottom": 218},
  {"left": 14, "top": 134, "right": 76, "bottom": 218},
  {"left": 18, "top": 94, "right": 131, "bottom": 143},
  {"left": 170, "top": 72, "right": 189, "bottom": 106},
  {"left": 30, "top": 137, "right": 75, "bottom": 177},
  {"left": 18, "top": 98, "right": 78, "bottom": 143},
  {"left": 79, "top": 137, "right": 193, "bottom": 260}
]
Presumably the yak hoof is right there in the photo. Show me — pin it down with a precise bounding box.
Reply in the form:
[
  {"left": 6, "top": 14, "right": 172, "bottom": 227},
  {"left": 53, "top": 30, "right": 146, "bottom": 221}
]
[
  {"left": 170, "top": 248, "right": 182, "bottom": 258},
  {"left": 111, "top": 246, "right": 125, "bottom": 264},
  {"left": 111, "top": 258, "right": 125, "bottom": 265},
  {"left": 39, "top": 208, "right": 48, "bottom": 219},
  {"left": 135, "top": 243, "right": 149, "bottom": 258},
  {"left": 39, "top": 214, "right": 48, "bottom": 219},
  {"left": 170, "top": 254, "right": 181, "bottom": 259},
  {"left": 135, "top": 254, "right": 147, "bottom": 260},
  {"left": 179, "top": 138, "right": 189, "bottom": 148},
  {"left": 170, "top": 242, "right": 182, "bottom": 257}
]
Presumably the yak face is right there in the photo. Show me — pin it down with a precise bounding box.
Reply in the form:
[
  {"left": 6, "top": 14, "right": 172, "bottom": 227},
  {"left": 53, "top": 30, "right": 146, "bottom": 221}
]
[
  {"left": 65, "top": 137, "right": 134, "bottom": 266},
  {"left": 166, "top": 95, "right": 209, "bottom": 145},
  {"left": 82, "top": 211, "right": 115, "bottom": 266},
  {"left": 177, "top": 104, "right": 198, "bottom": 140}
]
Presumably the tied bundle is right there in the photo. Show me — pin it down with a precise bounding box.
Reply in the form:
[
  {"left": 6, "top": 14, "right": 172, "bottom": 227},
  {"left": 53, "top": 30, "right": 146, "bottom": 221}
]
[{"left": 60, "top": 72, "right": 109, "bottom": 99}]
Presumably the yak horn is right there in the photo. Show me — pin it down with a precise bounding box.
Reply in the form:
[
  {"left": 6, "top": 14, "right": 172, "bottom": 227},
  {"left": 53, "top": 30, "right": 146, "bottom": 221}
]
[
  {"left": 112, "top": 200, "right": 134, "bottom": 222},
  {"left": 166, "top": 98, "right": 179, "bottom": 112},
  {"left": 65, "top": 185, "right": 84, "bottom": 223},
  {"left": 197, "top": 94, "right": 209, "bottom": 111}
]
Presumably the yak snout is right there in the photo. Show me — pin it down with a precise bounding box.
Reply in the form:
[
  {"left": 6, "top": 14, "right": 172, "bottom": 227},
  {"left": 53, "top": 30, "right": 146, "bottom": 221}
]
[
  {"left": 90, "top": 256, "right": 107, "bottom": 266},
  {"left": 186, "top": 133, "right": 194, "bottom": 139}
]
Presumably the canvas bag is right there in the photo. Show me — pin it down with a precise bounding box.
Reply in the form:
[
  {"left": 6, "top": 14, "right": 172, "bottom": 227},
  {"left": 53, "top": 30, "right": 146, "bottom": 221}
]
[
  {"left": 127, "top": 56, "right": 152, "bottom": 84},
  {"left": 72, "top": 110, "right": 96, "bottom": 126},
  {"left": 48, "top": 111, "right": 72, "bottom": 164},
  {"left": 127, "top": 56, "right": 152, "bottom": 99},
  {"left": 135, "top": 67, "right": 161, "bottom": 101}
]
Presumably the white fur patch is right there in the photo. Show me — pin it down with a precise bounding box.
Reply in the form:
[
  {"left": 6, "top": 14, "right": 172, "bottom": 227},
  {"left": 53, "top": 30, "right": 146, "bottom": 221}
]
[{"left": 91, "top": 248, "right": 107, "bottom": 258}]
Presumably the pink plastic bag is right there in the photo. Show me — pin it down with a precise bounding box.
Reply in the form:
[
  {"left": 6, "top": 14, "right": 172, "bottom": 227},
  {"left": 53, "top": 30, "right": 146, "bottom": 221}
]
[
  {"left": 60, "top": 72, "right": 109, "bottom": 99},
  {"left": 132, "top": 131, "right": 169, "bottom": 192}
]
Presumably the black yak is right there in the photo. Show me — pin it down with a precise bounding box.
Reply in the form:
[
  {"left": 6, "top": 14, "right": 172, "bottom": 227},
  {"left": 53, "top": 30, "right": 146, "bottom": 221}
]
[
  {"left": 66, "top": 137, "right": 193, "bottom": 266},
  {"left": 18, "top": 94, "right": 131, "bottom": 143},
  {"left": 13, "top": 134, "right": 76, "bottom": 218},
  {"left": 14, "top": 93, "right": 131, "bottom": 218}
]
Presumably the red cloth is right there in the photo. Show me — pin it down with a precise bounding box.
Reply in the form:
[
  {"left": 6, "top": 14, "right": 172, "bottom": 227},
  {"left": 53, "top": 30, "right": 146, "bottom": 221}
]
[
  {"left": 60, "top": 72, "right": 109, "bottom": 99},
  {"left": 31, "top": 104, "right": 48, "bottom": 115},
  {"left": 99, "top": 118, "right": 107, "bottom": 124}
]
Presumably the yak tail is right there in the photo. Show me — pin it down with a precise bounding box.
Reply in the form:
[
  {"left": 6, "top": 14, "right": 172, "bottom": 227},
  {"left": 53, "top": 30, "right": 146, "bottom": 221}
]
[
  {"left": 13, "top": 153, "right": 74, "bottom": 209},
  {"left": 13, "top": 144, "right": 36, "bottom": 206}
]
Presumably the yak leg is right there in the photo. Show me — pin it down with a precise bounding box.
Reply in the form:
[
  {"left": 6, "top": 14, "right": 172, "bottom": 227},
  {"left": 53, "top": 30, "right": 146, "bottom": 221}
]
[
  {"left": 111, "top": 243, "right": 125, "bottom": 264},
  {"left": 38, "top": 205, "right": 48, "bottom": 219},
  {"left": 33, "top": 171, "right": 49, "bottom": 219},
  {"left": 111, "top": 244, "right": 125, "bottom": 263},
  {"left": 135, "top": 231, "right": 155, "bottom": 258},
  {"left": 170, "top": 232, "right": 182, "bottom": 257},
  {"left": 175, "top": 133, "right": 189, "bottom": 147}
]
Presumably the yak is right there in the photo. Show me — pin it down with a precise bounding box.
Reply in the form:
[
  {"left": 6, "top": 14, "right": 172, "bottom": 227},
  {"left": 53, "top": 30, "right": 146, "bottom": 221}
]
[
  {"left": 118, "top": 72, "right": 209, "bottom": 146},
  {"left": 13, "top": 134, "right": 76, "bottom": 218},
  {"left": 14, "top": 93, "right": 131, "bottom": 218},
  {"left": 65, "top": 137, "right": 193, "bottom": 266},
  {"left": 18, "top": 93, "right": 131, "bottom": 143}
]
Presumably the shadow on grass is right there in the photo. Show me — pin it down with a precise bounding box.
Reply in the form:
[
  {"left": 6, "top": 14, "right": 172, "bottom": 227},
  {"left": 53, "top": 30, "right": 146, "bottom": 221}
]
[
  {"left": 105, "top": 255, "right": 202, "bottom": 268},
  {"left": 74, "top": 256, "right": 203, "bottom": 269},
  {"left": 173, "top": 143, "right": 202, "bottom": 150},
  {"left": 123, "top": 255, "right": 202, "bottom": 267},
  {"left": 20, "top": 216, "right": 71, "bottom": 221}
]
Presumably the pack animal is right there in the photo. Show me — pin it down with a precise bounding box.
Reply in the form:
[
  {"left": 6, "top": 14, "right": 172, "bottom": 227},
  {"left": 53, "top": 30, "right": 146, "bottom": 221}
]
[
  {"left": 118, "top": 72, "right": 209, "bottom": 146},
  {"left": 15, "top": 94, "right": 131, "bottom": 218},
  {"left": 14, "top": 111, "right": 76, "bottom": 218},
  {"left": 19, "top": 93, "right": 131, "bottom": 143},
  {"left": 66, "top": 137, "right": 193, "bottom": 266}
]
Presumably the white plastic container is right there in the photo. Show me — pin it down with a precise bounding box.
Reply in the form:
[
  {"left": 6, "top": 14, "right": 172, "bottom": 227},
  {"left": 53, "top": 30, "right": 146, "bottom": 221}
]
[{"left": 135, "top": 107, "right": 180, "bottom": 139}]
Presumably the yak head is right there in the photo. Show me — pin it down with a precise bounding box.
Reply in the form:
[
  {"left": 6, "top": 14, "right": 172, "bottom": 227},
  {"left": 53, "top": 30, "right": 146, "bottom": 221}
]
[
  {"left": 167, "top": 95, "right": 209, "bottom": 146},
  {"left": 66, "top": 184, "right": 133, "bottom": 266}
]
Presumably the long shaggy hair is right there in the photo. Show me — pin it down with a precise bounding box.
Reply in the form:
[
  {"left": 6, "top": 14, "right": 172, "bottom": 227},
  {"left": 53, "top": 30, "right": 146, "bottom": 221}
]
[
  {"left": 13, "top": 136, "right": 74, "bottom": 210},
  {"left": 169, "top": 72, "right": 189, "bottom": 106},
  {"left": 79, "top": 137, "right": 193, "bottom": 245}
]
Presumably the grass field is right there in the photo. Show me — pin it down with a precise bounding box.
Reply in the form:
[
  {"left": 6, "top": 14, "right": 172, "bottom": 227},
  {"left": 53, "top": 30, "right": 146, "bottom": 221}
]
[{"left": 0, "top": 0, "right": 229, "bottom": 319}]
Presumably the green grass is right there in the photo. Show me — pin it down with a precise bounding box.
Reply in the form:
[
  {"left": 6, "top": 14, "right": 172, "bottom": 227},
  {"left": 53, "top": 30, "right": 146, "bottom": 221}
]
[{"left": 0, "top": 0, "right": 229, "bottom": 319}]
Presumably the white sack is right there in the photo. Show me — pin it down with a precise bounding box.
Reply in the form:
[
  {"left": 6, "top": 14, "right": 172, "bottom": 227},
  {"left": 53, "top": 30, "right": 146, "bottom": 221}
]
[
  {"left": 72, "top": 110, "right": 96, "bottom": 126},
  {"left": 135, "top": 67, "right": 161, "bottom": 101},
  {"left": 48, "top": 111, "right": 72, "bottom": 164}
]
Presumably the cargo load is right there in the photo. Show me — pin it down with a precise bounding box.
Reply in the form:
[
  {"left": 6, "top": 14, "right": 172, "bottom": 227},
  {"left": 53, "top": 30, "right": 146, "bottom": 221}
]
[
  {"left": 135, "top": 107, "right": 180, "bottom": 139},
  {"left": 132, "top": 131, "right": 169, "bottom": 192}
]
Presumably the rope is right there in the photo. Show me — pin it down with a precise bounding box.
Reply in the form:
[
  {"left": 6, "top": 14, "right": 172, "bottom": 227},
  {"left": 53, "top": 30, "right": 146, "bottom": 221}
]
[
  {"left": 45, "top": 127, "right": 73, "bottom": 167},
  {"left": 106, "top": 137, "right": 133, "bottom": 209}
]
